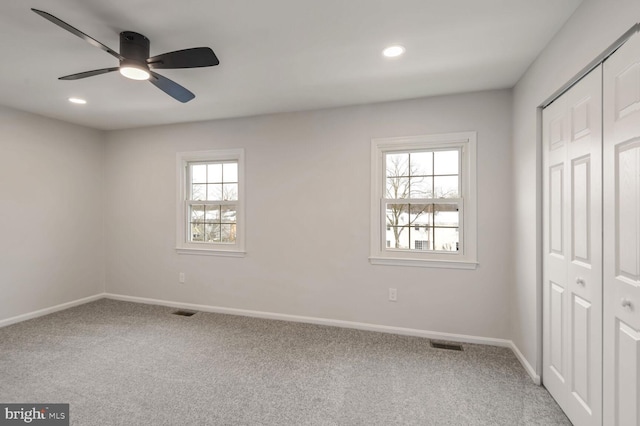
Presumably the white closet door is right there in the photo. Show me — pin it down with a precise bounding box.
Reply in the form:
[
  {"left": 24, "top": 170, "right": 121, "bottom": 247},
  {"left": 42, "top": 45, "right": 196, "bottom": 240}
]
[
  {"left": 603, "top": 31, "right": 640, "bottom": 426},
  {"left": 543, "top": 65, "right": 603, "bottom": 426}
]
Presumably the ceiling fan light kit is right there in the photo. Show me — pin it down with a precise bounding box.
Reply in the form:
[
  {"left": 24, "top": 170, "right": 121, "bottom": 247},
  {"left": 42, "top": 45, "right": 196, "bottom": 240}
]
[
  {"left": 119, "top": 64, "right": 150, "bottom": 81},
  {"left": 31, "top": 8, "right": 220, "bottom": 103},
  {"left": 119, "top": 32, "right": 151, "bottom": 80},
  {"left": 119, "top": 62, "right": 150, "bottom": 81}
]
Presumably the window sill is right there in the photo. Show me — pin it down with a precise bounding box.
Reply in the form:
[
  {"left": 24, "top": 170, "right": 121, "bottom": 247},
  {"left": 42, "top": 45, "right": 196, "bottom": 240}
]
[
  {"left": 176, "top": 247, "right": 246, "bottom": 257},
  {"left": 368, "top": 256, "right": 478, "bottom": 270}
]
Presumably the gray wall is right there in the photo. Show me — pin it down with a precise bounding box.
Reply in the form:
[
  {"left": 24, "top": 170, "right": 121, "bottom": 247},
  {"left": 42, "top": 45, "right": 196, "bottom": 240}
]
[
  {"left": 105, "top": 90, "right": 514, "bottom": 339},
  {"left": 0, "top": 106, "right": 105, "bottom": 321}
]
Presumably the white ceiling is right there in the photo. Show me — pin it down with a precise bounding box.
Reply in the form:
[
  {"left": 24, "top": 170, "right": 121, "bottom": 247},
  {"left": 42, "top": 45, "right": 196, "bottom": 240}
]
[{"left": 0, "top": 0, "right": 582, "bottom": 131}]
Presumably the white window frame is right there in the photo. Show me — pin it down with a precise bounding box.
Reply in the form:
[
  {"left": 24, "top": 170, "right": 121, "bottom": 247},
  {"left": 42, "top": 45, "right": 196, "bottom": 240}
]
[
  {"left": 370, "top": 132, "right": 477, "bottom": 269},
  {"left": 176, "top": 149, "right": 245, "bottom": 257}
]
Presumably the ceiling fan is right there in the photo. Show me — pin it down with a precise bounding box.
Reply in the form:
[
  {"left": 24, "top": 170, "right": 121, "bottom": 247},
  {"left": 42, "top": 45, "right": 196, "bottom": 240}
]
[{"left": 31, "top": 8, "right": 220, "bottom": 103}]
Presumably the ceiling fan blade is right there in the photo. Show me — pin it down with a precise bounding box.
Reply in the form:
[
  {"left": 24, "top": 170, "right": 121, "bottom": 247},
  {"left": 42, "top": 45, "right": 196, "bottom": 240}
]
[
  {"left": 147, "top": 47, "right": 219, "bottom": 69},
  {"left": 31, "top": 9, "right": 123, "bottom": 61},
  {"left": 59, "top": 67, "right": 120, "bottom": 80},
  {"left": 149, "top": 71, "right": 195, "bottom": 103}
]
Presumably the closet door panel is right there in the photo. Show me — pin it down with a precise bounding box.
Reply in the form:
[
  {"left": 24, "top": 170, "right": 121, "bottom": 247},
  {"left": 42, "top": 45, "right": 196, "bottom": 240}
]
[
  {"left": 615, "top": 321, "right": 640, "bottom": 425},
  {"left": 604, "top": 30, "right": 640, "bottom": 426},
  {"left": 543, "top": 65, "right": 602, "bottom": 426},
  {"left": 572, "top": 157, "right": 590, "bottom": 263},
  {"left": 571, "top": 293, "right": 592, "bottom": 406},
  {"left": 544, "top": 97, "right": 570, "bottom": 408},
  {"left": 565, "top": 66, "right": 603, "bottom": 426},
  {"left": 617, "top": 143, "right": 640, "bottom": 280}
]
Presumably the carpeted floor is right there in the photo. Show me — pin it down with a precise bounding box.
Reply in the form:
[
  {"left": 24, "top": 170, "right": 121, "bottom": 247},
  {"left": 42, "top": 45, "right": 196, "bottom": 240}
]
[{"left": 0, "top": 299, "right": 570, "bottom": 425}]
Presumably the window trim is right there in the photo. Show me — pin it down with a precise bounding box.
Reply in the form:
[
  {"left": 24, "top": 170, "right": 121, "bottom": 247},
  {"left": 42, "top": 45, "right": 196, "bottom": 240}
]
[
  {"left": 369, "top": 132, "right": 477, "bottom": 269},
  {"left": 176, "top": 149, "right": 245, "bottom": 257}
]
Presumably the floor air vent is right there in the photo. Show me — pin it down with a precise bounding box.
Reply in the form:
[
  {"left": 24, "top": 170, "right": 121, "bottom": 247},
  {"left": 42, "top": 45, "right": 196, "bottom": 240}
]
[
  {"left": 172, "top": 310, "right": 197, "bottom": 317},
  {"left": 430, "top": 341, "right": 464, "bottom": 351}
]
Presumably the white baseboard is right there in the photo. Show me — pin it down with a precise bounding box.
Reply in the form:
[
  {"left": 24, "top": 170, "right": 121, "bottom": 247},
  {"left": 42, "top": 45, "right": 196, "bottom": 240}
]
[
  {"left": 0, "top": 291, "right": 541, "bottom": 385},
  {"left": 0, "top": 293, "right": 106, "bottom": 329},
  {"left": 104, "top": 293, "right": 516, "bottom": 347},
  {"left": 105, "top": 293, "right": 512, "bottom": 346},
  {"left": 510, "top": 341, "right": 541, "bottom": 384}
]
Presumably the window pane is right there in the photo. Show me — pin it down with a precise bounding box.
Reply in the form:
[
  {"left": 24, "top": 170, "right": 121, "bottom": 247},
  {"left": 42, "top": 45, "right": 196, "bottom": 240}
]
[
  {"left": 410, "top": 203, "right": 432, "bottom": 225},
  {"left": 434, "top": 176, "right": 459, "bottom": 198},
  {"left": 386, "top": 153, "right": 409, "bottom": 177},
  {"left": 433, "top": 227, "right": 459, "bottom": 252},
  {"left": 220, "top": 224, "right": 236, "bottom": 243},
  {"left": 223, "top": 162, "right": 238, "bottom": 183},
  {"left": 410, "top": 151, "right": 433, "bottom": 176},
  {"left": 221, "top": 206, "right": 237, "bottom": 224},
  {"left": 190, "top": 223, "right": 204, "bottom": 242},
  {"left": 192, "top": 184, "right": 206, "bottom": 201},
  {"left": 414, "top": 240, "right": 431, "bottom": 250},
  {"left": 387, "top": 226, "right": 409, "bottom": 249},
  {"left": 434, "top": 150, "right": 459, "bottom": 175},
  {"left": 205, "top": 206, "right": 220, "bottom": 223},
  {"left": 386, "top": 177, "right": 410, "bottom": 199},
  {"left": 434, "top": 204, "right": 459, "bottom": 226},
  {"left": 409, "top": 177, "right": 433, "bottom": 198},
  {"left": 207, "top": 164, "right": 222, "bottom": 183},
  {"left": 386, "top": 204, "right": 409, "bottom": 226},
  {"left": 190, "top": 205, "right": 205, "bottom": 223},
  {"left": 191, "top": 164, "right": 207, "bottom": 184},
  {"left": 413, "top": 213, "right": 431, "bottom": 228},
  {"left": 207, "top": 184, "right": 223, "bottom": 201},
  {"left": 205, "top": 223, "right": 221, "bottom": 242},
  {"left": 222, "top": 183, "right": 238, "bottom": 201}
]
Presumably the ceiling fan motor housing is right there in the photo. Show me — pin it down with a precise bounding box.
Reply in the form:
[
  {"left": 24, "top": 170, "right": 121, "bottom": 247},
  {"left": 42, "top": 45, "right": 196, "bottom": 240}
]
[{"left": 120, "top": 31, "right": 149, "bottom": 67}]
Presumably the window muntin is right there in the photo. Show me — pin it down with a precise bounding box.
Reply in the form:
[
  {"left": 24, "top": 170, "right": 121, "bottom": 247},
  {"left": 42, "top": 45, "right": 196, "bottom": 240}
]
[{"left": 370, "top": 132, "right": 477, "bottom": 269}]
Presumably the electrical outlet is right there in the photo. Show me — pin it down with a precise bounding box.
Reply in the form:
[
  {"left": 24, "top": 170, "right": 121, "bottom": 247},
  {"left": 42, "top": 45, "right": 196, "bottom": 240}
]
[
  {"left": 388, "top": 288, "right": 397, "bottom": 302},
  {"left": 179, "top": 272, "right": 185, "bottom": 284}
]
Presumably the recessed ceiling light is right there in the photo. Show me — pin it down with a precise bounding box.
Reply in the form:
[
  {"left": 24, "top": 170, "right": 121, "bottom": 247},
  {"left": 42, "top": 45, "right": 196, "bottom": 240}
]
[
  {"left": 68, "top": 97, "right": 87, "bottom": 105},
  {"left": 383, "top": 45, "right": 405, "bottom": 58}
]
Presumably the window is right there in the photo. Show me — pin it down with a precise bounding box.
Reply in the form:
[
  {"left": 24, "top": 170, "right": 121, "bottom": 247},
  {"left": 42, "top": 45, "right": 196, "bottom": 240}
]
[
  {"left": 414, "top": 240, "right": 429, "bottom": 250},
  {"left": 176, "top": 149, "right": 245, "bottom": 256},
  {"left": 370, "top": 132, "right": 477, "bottom": 269}
]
